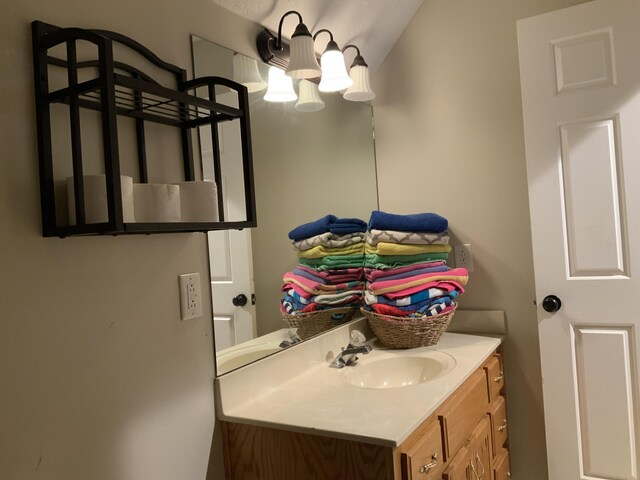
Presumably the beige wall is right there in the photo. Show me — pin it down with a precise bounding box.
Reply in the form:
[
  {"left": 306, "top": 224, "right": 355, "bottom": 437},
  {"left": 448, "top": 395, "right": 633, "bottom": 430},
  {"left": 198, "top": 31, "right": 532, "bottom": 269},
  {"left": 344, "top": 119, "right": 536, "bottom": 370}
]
[
  {"left": 371, "top": 1, "right": 586, "bottom": 478},
  {"left": 0, "top": 1, "right": 258, "bottom": 479}
]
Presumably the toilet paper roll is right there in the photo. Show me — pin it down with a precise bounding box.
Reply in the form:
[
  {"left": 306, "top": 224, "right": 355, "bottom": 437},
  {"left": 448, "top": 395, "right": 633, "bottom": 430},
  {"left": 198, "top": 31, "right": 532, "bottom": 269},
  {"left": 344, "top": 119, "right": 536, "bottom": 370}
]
[
  {"left": 133, "top": 183, "right": 181, "bottom": 222},
  {"left": 67, "top": 175, "right": 134, "bottom": 224},
  {"left": 174, "top": 181, "right": 219, "bottom": 222}
]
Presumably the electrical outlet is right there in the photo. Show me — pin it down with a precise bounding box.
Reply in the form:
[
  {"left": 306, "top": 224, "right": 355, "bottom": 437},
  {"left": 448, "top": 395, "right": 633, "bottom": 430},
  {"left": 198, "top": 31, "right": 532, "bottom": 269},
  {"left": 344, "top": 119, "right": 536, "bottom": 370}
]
[
  {"left": 454, "top": 244, "right": 474, "bottom": 272},
  {"left": 179, "top": 273, "right": 202, "bottom": 320}
]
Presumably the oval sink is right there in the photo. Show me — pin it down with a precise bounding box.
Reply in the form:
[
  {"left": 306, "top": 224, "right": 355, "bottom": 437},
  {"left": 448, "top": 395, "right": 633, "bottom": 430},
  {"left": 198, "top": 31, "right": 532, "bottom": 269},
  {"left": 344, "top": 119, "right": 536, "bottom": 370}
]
[{"left": 342, "top": 352, "right": 456, "bottom": 389}]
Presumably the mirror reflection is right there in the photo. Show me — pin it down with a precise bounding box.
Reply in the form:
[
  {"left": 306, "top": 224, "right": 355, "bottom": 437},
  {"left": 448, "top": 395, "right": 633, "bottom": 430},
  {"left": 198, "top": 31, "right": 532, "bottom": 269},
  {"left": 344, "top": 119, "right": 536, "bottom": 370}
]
[{"left": 191, "top": 36, "right": 379, "bottom": 375}]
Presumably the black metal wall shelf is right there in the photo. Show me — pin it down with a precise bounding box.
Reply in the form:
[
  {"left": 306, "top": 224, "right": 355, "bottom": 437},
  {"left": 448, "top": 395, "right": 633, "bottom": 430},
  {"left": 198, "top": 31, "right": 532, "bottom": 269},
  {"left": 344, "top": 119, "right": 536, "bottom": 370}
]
[{"left": 32, "top": 21, "right": 256, "bottom": 237}]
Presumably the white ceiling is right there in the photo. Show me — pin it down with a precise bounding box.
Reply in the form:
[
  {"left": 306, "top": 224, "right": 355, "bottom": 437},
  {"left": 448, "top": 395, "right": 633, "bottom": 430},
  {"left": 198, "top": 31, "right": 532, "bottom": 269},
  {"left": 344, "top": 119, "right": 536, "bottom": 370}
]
[{"left": 211, "top": 0, "right": 424, "bottom": 73}]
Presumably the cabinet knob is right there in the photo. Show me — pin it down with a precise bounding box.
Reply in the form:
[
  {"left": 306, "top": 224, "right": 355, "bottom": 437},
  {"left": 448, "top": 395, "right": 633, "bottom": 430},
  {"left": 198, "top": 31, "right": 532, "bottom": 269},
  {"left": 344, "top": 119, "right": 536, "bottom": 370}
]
[
  {"left": 418, "top": 452, "right": 438, "bottom": 474},
  {"left": 232, "top": 294, "right": 248, "bottom": 307},
  {"left": 494, "top": 371, "right": 504, "bottom": 383},
  {"left": 542, "top": 295, "right": 562, "bottom": 313}
]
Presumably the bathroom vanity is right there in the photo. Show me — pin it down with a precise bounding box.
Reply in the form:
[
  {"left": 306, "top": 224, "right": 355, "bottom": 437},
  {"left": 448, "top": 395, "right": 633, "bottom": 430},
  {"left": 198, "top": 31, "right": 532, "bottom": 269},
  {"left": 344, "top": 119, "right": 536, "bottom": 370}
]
[{"left": 215, "top": 318, "right": 510, "bottom": 480}]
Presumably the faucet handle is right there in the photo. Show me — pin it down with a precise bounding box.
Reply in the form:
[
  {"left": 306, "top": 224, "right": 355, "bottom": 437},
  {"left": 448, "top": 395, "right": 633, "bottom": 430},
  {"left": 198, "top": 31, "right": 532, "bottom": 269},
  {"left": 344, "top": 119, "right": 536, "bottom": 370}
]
[{"left": 350, "top": 329, "right": 367, "bottom": 346}]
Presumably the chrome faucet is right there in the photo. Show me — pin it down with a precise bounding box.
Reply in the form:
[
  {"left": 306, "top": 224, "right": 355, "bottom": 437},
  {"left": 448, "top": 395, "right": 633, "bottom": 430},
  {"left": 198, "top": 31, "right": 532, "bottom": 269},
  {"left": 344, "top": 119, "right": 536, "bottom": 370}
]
[{"left": 330, "top": 330, "right": 372, "bottom": 368}]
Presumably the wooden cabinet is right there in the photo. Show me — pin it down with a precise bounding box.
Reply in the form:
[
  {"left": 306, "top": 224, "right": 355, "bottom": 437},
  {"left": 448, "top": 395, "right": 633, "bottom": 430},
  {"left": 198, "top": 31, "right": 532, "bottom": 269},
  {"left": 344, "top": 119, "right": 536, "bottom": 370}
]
[
  {"left": 400, "top": 419, "right": 444, "bottom": 479},
  {"left": 442, "top": 416, "right": 492, "bottom": 480},
  {"left": 489, "top": 395, "right": 508, "bottom": 456},
  {"left": 493, "top": 449, "right": 511, "bottom": 480},
  {"left": 221, "top": 349, "right": 509, "bottom": 480},
  {"left": 484, "top": 355, "right": 505, "bottom": 401},
  {"left": 439, "top": 369, "right": 489, "bottom": 460},
  {"left": 443, "top": 443, "right": 471, "bottom": 480}
]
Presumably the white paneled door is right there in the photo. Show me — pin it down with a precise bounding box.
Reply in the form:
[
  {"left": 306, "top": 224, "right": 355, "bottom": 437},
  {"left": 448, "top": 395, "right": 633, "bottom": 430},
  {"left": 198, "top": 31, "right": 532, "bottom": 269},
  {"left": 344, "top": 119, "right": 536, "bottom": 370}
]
[
  {"left": 518, "top": 1, "right": 640, "bottom": 479},
  {"left": 203, "top": 93, "right": 256, "bottom": 353}
]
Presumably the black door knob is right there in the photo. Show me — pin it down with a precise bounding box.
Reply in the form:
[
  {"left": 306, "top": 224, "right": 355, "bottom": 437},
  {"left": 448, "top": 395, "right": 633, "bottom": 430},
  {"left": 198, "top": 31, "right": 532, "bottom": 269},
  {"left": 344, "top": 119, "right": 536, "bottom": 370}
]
[
  {"left": 542, "top": 295, "right": 562, "bottom": 313},
  {"left": 232, "top": 294, "right": 248, "bottom": 307}
]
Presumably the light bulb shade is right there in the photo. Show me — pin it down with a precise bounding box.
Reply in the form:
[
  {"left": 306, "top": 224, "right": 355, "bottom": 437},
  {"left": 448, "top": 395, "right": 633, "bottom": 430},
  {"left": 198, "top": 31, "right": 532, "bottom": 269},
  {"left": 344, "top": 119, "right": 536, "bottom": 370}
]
[
  {"left": 233, "top": 54, "right": 266, "bottom": 93},
  {"left": 286, "top": 34, "right": 322, "bottom": 79},
  {"left": 295, "top": 80, "right": 325, "bottom": 112},
  {"left": 263, "top": 67, "right": 297, "bottom": 102},
  {"left": 318, "top": 49, "right": 353, "bottom": 92},
  {"left": 343, "top": 65, "right": 376, "bottom": 102}
]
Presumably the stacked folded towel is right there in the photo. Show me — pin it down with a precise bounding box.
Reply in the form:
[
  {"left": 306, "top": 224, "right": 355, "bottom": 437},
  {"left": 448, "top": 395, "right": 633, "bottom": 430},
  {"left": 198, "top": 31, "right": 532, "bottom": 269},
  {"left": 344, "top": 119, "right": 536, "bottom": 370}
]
[
  {"left": 282, "top": 215, "right": 367, "bottom": 315},
  {"left": 363, "top": 210, "right": 468, "bottom": 318}
]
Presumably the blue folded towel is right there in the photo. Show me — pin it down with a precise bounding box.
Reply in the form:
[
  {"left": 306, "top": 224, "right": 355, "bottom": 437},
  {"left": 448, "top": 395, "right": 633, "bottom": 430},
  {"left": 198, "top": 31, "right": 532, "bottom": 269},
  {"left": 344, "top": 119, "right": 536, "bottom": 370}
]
[
  {"left": 288, "top": 215, "right": 368, "bottom": 241},
  {"left": 368, "top": 210, "right": 448, "bottom": 233}
]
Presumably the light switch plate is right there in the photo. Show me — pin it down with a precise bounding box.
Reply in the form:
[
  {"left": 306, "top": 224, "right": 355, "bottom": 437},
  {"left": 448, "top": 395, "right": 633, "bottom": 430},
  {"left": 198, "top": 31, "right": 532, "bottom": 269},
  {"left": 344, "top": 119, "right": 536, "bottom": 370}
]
[{"left": 179, "top": 273, "right": 202, "bottom": 320}]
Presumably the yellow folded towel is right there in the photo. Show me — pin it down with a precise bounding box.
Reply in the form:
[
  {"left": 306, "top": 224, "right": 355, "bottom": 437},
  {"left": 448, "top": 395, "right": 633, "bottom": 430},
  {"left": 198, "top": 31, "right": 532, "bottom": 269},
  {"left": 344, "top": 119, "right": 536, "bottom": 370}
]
[
  {"left": 298, "top": 242, "right": 365, "bottom": 259},
  {"left": 364, "top": 242, "right": 452, "bottom": 256}
]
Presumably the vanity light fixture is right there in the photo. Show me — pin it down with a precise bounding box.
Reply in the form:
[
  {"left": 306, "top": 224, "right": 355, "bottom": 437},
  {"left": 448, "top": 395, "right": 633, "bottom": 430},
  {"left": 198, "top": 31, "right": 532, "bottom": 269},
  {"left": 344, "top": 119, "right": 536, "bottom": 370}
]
[
  {"left": 295, "top": 79, "right": 325, "bottom": 112},
  {"left": 313, "top": 29, "right": 353, "bottom": 93},
  {"left": 342, "top": 45, "right": 376, "bottom": 102},
  {"left": 256, "top": 10, "right": 321, "bottom": 80},
  {"left": 232, "top": 53, "right": 266, "bottom": 93},
  {"left": 263, "top": 66, "right": 297, "bottom": 102}
]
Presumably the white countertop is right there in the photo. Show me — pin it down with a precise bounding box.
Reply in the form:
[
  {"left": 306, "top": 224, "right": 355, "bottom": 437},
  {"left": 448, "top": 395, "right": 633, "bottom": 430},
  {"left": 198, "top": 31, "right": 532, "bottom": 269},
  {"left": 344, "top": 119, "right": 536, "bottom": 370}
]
[{"left": 215, "top": 326, "right": 501, "bottom": 447}]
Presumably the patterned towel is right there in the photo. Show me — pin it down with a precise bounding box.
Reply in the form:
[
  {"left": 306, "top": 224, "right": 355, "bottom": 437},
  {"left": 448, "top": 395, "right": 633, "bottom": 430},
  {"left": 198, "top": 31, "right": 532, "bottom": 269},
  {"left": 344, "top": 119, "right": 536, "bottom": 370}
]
[
  {"left": 367, "top": 229, "right": 450, "bottom": 246},
  {"left": 293, "top": 232, "right": 367, "bottom": 251}
]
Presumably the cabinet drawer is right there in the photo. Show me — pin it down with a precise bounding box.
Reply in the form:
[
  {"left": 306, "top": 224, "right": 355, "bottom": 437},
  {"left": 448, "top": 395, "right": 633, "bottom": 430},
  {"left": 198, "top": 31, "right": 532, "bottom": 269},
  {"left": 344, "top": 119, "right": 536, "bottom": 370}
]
[
  {"left": 493, "top": 449, "right": 510, "bottom": 480},
  {"left": 489, "top": 396, "right": 508, "bottom": 455},
  {"left": 401, "top": 420, "right": 444, "bottom": 479},
  {"left": 484, "top": 356, "right": 504, "bottom": 401},
  {"left": 439, "top": 369, "right": 489, "bottom": 460}
]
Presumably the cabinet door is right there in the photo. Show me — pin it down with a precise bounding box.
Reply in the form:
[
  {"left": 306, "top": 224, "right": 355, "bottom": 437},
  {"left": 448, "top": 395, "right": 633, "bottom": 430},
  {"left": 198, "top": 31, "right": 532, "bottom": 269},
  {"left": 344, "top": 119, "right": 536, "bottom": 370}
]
[
  {"left": 483, "top": 355, "right": 504, "bottom": 402},
  {"left": 440, "top": 369, "right": 489, "bottom": 460},
  {"left": 401, "top": 420, "right": 445, "bottom": 479},
  {"left": 489, "top": 396, "right": 508, "bottom": 456},
  {"left": 469, "top": 415, "right": 492, "bottom": 480},
  {"left": 493, "top": 449, "right": 511, "bottom": 480},
  {"left": 443, "top": 443, "right": 471, "bottom": 480}
]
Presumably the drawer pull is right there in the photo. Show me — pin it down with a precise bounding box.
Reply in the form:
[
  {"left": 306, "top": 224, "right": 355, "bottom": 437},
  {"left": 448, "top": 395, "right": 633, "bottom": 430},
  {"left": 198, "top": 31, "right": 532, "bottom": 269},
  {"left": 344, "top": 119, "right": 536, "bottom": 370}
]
[
  {"left": 470, "top": 451, "right": 486, "bottom": 479},
  {"left": 418, "top": 452, "right": 438, "bottom": 474},
  {"left": 475, "top": 451, "right": 486, "bottom": 477},
  {"left": 497, "top": 419, "right": 508, "bottom": 432},
  {"left": 494, "top": 371, "right": 504, "bottom": 383}
]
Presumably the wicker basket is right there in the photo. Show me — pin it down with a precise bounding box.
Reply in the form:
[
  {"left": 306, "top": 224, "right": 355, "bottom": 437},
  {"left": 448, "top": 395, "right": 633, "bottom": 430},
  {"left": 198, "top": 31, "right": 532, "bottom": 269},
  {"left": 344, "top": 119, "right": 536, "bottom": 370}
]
[
  {"left": 282, "top": 307, "right": 357, "bottom": 340},
  {"left": 360, "top": 303, "right": 457, "bottom": 349}
]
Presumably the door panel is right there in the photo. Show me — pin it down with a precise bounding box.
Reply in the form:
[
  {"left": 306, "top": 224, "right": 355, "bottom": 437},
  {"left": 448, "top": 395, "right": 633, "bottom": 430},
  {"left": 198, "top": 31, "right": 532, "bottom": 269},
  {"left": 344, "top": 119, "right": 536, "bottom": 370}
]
[
  {"left": 518, "top": 1, "right": 640, "bottom": 478},
  {"left": 573, "top": 326, "right": 638, "bottom": 478}
]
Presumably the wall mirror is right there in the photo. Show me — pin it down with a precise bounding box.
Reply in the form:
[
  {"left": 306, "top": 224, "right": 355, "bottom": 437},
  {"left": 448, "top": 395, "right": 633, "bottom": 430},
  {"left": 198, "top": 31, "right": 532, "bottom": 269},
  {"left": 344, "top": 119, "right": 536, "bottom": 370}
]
[{"left": 191, "top": 35, "right": 379, "bottom": 376}]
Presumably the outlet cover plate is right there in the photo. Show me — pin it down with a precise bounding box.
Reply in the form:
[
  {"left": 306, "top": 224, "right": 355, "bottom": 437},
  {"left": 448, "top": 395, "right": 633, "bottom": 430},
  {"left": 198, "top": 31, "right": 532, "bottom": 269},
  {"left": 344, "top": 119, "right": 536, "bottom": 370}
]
[
  {"left": 179, "top": 273, "right": 202, "bottom": 320},
  {"left": 454, "top": 244, "right": 474, "bottom": 272}
]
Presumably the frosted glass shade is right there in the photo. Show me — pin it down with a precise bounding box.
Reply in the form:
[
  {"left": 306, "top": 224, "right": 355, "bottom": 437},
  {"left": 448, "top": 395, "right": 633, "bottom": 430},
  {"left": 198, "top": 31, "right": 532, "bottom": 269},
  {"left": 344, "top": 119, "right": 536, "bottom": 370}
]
[
  {"left": 286, "top": 34, "right": 322, "bottom": 79},
  {"left": 264, "top": 67, "right": 297, "bottom": 102},
  {"left": 318, "top": 49, "right": 353, "bottom": 92},
  {"left": 233, "top": 54, "right": 266, "bottom": 93},
  {"left": 264, "top": 67, "right": 298, "bottom": 102},
  {"left": 295, "top": 80, "right": 325, "bottom": 112},
  {"left": 343, "top": 65, "right": 376, "bottom": 102}
]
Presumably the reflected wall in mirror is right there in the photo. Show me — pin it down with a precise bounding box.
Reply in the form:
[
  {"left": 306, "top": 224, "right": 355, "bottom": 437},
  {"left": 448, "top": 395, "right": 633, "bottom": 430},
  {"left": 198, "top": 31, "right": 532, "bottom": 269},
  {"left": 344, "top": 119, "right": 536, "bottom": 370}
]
[{"left": 191, "top": 36, "right": 379, "bottom": 375}]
